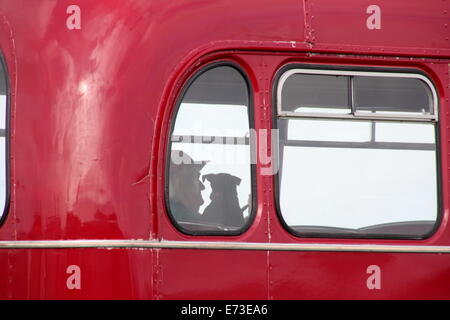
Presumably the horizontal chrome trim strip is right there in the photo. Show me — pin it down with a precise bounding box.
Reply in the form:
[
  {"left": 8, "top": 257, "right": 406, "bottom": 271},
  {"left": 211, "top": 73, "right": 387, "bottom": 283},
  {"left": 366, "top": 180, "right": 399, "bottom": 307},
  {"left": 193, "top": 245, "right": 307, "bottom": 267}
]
[
  {"left": 277, "top": 69, "right": 439, "bottom": 122},
  {"left": 0, "top": 240, "right": 450, "bottom": 254}
]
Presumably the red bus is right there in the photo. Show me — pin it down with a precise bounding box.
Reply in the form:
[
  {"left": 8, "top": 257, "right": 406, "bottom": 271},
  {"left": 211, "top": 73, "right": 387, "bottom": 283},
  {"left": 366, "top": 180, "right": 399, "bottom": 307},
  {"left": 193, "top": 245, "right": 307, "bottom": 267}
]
[{"left": 0, "top": 0, "right": 449, "bottom": 299}]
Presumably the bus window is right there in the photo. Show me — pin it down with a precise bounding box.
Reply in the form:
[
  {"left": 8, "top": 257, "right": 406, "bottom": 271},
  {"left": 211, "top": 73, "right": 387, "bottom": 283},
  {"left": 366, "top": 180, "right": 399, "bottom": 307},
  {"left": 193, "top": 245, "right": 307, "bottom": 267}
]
[
  {"left": 166, "top": 64, "right": 254, "bottom": 235},
  {"left": 0, "top": 56, "right": 9, "bottom": 225},
  {"left": 276, "top": 68, "right": 439, "bottom": 238}
]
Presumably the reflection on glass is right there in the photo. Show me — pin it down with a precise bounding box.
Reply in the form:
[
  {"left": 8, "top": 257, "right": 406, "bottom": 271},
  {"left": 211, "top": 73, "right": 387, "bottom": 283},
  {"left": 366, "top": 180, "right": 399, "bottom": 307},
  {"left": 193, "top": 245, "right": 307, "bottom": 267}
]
[{"left": 172, "top": 142, "right": 251, "bottom": 218}]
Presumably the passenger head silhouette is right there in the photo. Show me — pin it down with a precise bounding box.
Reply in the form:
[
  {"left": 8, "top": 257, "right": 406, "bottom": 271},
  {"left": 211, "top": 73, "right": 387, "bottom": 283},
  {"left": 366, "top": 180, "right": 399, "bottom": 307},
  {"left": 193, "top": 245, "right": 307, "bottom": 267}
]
[
  {"left": 202, "top": 173, "right": 245, "bottom": 228},
  {"left": 169, "top": 150, "right": 207, "bottom": 222}
]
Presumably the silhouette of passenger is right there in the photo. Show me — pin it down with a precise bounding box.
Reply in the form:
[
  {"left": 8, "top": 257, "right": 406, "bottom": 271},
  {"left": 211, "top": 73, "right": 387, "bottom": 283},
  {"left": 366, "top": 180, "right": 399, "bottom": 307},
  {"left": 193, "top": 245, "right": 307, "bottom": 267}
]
[
  {"left": 169, "top": 150, "right": 207, "bottom": 224},
  {"left": 202, "top": 173, "right": 246, "bottom": 228}
]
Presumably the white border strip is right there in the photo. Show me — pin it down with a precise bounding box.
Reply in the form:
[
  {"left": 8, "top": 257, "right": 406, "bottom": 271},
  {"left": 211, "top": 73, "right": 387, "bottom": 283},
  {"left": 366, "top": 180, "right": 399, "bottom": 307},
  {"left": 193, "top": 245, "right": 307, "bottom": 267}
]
[
  {"left": 1, "top": 240, "right": 450, "bottom": 254},
  {"left": 277, "top": 69, "right": 439, "bottom": 122}
]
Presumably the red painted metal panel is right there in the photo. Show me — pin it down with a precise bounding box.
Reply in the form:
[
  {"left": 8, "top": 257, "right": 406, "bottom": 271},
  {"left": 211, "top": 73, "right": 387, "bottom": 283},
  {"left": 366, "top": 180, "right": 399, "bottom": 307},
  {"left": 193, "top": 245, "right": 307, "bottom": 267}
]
[
  {"left": 158, "top": 249, "right": 268, "bottom": 300},
  {"left": 0, "top": 251, "right": 11, "bottom": 299},
  {"left": 0, "top": 0, "right": 447, "bottom": 299},
  {"left": 0, "top": 9, "right": 16, "bottom": 242},
  {"left": 156, "top": 52, "right": 268, "bottom": 243},
  {"left": 269, "top": 251, "right": 450, "bottom": 299},
  {"left": 4, "top": 249, "right": 153, "bottom": 299},
  {"left": 0, "top": 0, "right": 156, "bottom": 240},
  {"left": 309, "top": 0, "right": 450, "bottom": 56}
]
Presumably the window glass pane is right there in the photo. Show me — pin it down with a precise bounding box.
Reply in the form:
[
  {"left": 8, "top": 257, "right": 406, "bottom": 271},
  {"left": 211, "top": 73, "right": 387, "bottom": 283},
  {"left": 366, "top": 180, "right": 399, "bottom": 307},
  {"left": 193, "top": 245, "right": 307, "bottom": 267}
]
[
  {"left": 0, "top": 59, "right": 7, "bottom": 222},
  {"left": 173, "top": 103, "right": 249, "bottom": 138},
  {"left": 354, "top": 77, "right": 432, "bottom": 115},
  {"left": 0, "top": 95, "right": 5, "bottom": 130},
  {"left": 168, "top": 66, "right": 252, "bottom": 233},
  {"left": 278, "top": 117, "right": 438, "bottom": 237},
  {"left": 375, "top": 122, "right": 435, "bottom": 144},
  {"left": 288, "top": 119, "right": 371, "bottom": 142},
  {"left": 183, "top": 65, "right": 248, "bottom": 106},
  {"left": 277, "top": 69, "right": 438, "bottom": 238},
  {"left": 281, "top": 74, "right": 350, "bottom": 114},
  {"left": 280, "top": 145, "right": 437, "bottom": 234},
  {"left": 0, "top": 138, "right": 5, "bottom": 216}
]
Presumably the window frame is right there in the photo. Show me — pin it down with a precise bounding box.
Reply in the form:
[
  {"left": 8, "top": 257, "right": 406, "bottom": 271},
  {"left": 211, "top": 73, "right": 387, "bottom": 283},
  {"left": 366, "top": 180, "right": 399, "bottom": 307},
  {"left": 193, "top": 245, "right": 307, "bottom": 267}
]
[
  {"left": 277, "top": 68, "right": 438, "bottom": 122},
  {"left": 273, "top": 63, "right": 442, "bottom": 240},
  {"left": 0, "top": 53, "right": 11, "bottom": 227},
  {"left": 164, "top": 60, "right": 257, "bottom": 236}
]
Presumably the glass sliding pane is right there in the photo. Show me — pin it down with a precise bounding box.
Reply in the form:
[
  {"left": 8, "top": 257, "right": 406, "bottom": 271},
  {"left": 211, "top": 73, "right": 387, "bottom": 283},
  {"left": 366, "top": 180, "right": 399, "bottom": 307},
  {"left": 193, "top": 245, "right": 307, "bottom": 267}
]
[
  {"left": 354, "top": 76, "right": 433, "bottom": 116},
  {"left": 281, "top": 74, "right": 350, "bottom": 114}
]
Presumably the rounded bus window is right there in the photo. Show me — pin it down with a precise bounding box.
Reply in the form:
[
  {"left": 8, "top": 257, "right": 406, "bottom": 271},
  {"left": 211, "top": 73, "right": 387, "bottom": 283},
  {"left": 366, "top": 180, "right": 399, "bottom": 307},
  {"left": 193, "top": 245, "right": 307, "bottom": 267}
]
[
  {"left": 167, "top": 64, "right": 254, "bottom": 235},
  {"left": 0, "top": 56, "right": 9, "bottom": 226}
]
